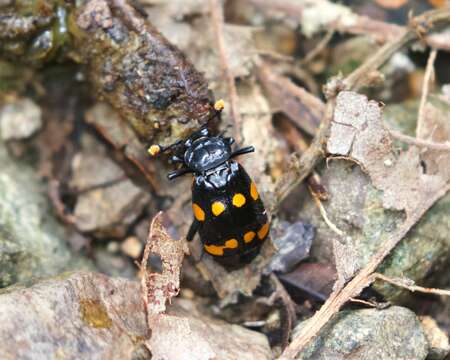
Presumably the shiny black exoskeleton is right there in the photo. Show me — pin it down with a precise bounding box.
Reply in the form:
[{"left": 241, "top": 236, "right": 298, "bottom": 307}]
[{"left": 152, "top": 123, "right": 269, "bottom": 270}]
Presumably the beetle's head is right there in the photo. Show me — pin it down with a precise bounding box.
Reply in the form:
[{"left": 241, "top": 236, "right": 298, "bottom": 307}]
[
  {"left": 149, "top": 100, "right": 254, "bottom": 180},
  {"left": 183, "top": 131, "right": 233, "bottom": 173}
]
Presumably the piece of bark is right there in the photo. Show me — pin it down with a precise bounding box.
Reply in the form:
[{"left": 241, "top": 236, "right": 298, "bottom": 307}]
[{"left": 72, "top": 0, "right": 214, "bottom": 144}]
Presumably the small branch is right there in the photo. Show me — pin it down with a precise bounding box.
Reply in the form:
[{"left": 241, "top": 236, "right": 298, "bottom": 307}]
[
  {"left": 348, "top": 297, "right": 378, "bottom": 307},
  {"left": 373, "top": 273, "right": 450, "bottom": 297},
  {"left": 269, "top": 274, "right": 297, "bottom": 349},
  {"left": 271, "top": 97, "right": 334, "bottom": 213},
  {"left": 310, "top": 189, "right": 345, "bottom": 238},
  {"left": 245, "top": 0, "right": 450, "bottom": 50},
  {"left": 389, "top": 129, "right": 450, "bottom": 152},
  {"left": 416, "top": 49, "right": 438, "bottom": 139},
  {"left": 209, "top": 0, "right": 243, "bottom": 144},
  {"left": 257, "top": 62, "right": 323, "bottom": 136},
  {"left": 300, "top": 30, "right": 334, "bottom": 66}
]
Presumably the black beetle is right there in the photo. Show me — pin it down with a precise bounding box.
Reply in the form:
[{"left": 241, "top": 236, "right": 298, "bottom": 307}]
[{"left": 149, "top": 101, "right": 269, "bottom": 269}]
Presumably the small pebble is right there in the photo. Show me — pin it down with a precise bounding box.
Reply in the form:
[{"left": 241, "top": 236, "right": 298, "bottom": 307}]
[
  {"left": 0, "top": 98, "right": 42, "bottom": 140},
  {"left": 107, "top": 241, "right": 120, "bottom": 253},
  {"left": 121, "top": 236, "right": 143, "bottom": 258},
  {"left": 180, "top": 288, "right": 195, "bottom": 300}
]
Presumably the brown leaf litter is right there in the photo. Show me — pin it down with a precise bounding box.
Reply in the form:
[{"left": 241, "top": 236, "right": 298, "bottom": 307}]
[{"left": 140, "top": 213, "right": 272, "bottom": 359}]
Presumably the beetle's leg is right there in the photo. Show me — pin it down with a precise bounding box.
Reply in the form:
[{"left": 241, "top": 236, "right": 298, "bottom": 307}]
[
  {"left": 224, "top": 136, "right": 235, "bottom": 145},
  {"left": 230, "top": 146, "right": 255, "bottom": 158},
  {"left": 167, "top": 168, "right": 193, "bottom": 180},
  {"left": 186, "top": 219, "right": 200, "bottom": 242},
  {"left": 169, "top": 155, "right": 184, "bottom": 164}
]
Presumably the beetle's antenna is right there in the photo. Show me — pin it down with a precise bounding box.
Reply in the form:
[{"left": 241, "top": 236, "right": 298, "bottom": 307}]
[
  {"left": 148, "top": 99, "right": 225, "bottom": 157},
  {"left": 230, "top": 146, "right": 255, "bottom": 158},
  {"left": 167, "top": 168, "right": 193, "bottom": 180},
  {"left": 148, "top": 140, "right": 183, "bottom": 157}
]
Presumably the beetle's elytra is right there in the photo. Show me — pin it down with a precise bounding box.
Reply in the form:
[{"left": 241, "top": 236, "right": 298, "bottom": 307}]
[{"left": 150, "top": 101, "right": 269, "bottom": 270}]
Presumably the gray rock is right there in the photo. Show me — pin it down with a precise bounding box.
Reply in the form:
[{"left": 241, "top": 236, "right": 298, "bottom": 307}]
[
  {"left": 420, "top": 316, "right": 449, "bottom": 360},
  {"left": 0, "top": 271, "right": 271, "bottom": 360},
  {"left": 265, "top": 221, "right": 315, "bottom": 274},
  {"left": 302, "top": 92, "right": 450, "bottom": 301},
  {"left": 301, "top": 161, "right": 450, "bottom": 301},
  {"left": 0, "top": 272, "right": 148, "bottom": 360},
  {"left": 0, "top": 98, "right": 42, "bottom": 140},
  {"left": 295, "top": 306, "right": 429, "bottom": 360},
  {"left": 71, "top": 151, "right": 151, "bottom": 238},
  {"left": 0, "top": 142, "right": 84, "bottom": 287}
]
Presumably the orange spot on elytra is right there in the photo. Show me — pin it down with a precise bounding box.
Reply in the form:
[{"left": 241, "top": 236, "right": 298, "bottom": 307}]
[
  {"left": 250, "top": 182, "right": 259, "bottom": 201},
  {"left": 212, "top": 201, "right": 226, "bottom": 216},
  {"left": 204, "top": 238, "right": 238, "bottom": 256},
  {"left": 257, "top": 223, "right": 270, "bottom": 240},
  {"left": 225, "top": 239, "right": 238, "bottom": 248},
  {"left": 243, "top": 231, "right": 256, "bottom": 243},
  {"left": 232, "top": 193, "right": 246, "bottom": 207},
  {"left": 204, "top": 244, "right": 223, "bottom": 256},
  {"left": 192, "top": 203, "right": 205, "bottom": 221}
]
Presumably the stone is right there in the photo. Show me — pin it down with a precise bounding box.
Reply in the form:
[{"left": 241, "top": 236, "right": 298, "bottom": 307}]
[
  {"left": 121, "top": 236, "right": 143, "bottom": 259},
  {"left": 0, "top": 98, "right": 42, "bottom": 140},
  {"left": 295, "top": 306, "right": 429, "bottom": 360},
  {"left": 0, "top": 271, "right": 271, "bottom": 360},
  {"left": 0, "top": 141, "right": 87, "bottom": 288},
  {"left": 303, "top": 92, "right": 450, "bottom": 301},
  {"left": 0, "top": 272, "right": 148, "bottom": 360},
  {"left": 420, "top": 316, "right": 450, "bottom": 360},
  {"left": 71, "top": 152, "right": 150, "bottom": 238}
]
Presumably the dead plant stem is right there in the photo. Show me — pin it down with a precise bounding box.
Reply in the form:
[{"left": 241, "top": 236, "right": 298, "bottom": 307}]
[
  {"left": 373, "top": 273, "right": 450, "bottom": 297},
  {"left": 389, "top": 129, "right": 450, "bottom": 152},
  {"left": 209, "top": 0, "right": 244, "bottom": 144},
  {"left": 416, "top": 49, "right": 438, "bottom": 138}
]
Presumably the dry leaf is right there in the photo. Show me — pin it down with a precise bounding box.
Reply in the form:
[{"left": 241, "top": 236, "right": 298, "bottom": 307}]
[
  {"left": 417, "top": 95, "right": 450, "bottom": 181},
  {"left": 141, "top": 212, "right": 188, "bottom": 317},
  {"left": 147, "top": 299, "right": 272, "bottom": 360},
  {"left": 327, "top": 91, "right": 447, "bottom": 217},
  {"left": 140, "top": 215, "right": 271, "bottom": 359}
]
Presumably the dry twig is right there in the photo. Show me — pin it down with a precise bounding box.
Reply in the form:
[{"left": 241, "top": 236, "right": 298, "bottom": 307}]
[
  {"left": 373, "top": 273, "right": 450, "bottom": 297},
  {"left": 300, "top": 30, "right": 334, "bottom": 66},
  {"left": 246, "top": 0, "right": 450, "bottom": 50},
  {"left": 258, "top": 63, "right": 323, "bottom": 136},
  {"left": 416, "top": 49, "right": 438, "bottom": 139},
  {"left": 389, "top": 129, "right": 450, "bottom": 152},
  {"left": 209, "top": 0, "right": 244, "bottom": 144},
  {"left": 310, "top": 189, "right": 345, "bottom": 238}
]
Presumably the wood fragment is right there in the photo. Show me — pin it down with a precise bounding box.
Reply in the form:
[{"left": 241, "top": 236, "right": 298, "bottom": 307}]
[
  {"left": 416, "top": 49, "right": 438, "bottom": 139},
  {"left": 300, "top": 30, "right": 334, "bottom": 66},
  {"left": 209, "top": 0, "right": 244, "bottom": 144},
  {"left": 373, "top": 273, "right": 450, "bottom": 297},
  {"left": 389, "top": 129, "right": 450, "bottom": 152},
  {"left": 309, "top": 189, "right": 345, "bottom": 238},
  {"left": 246, "top": 0, "right": 450, "bottom": 50}
]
